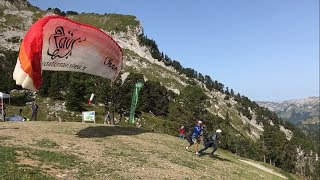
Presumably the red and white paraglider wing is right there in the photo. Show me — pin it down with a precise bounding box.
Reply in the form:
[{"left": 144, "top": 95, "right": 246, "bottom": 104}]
[{"left": 13, "top": 15, "right": 123, "bottom": 91}]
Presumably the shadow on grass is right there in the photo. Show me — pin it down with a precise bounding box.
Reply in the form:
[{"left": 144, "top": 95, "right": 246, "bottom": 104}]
[
  {"left": 76, "top": 126, "right": 148, "bottom": 138},
  {"left": 201, "top": 153, "right": 232, "bottom": 162},
  {"left": 0, "top": 127, "right": 19, "bottom": 130}
]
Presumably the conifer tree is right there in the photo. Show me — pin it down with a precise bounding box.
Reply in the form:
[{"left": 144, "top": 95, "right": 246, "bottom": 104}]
[
  {"left": 66, "top": 73, "right": 85, "bottom": 111},
  {"left": 48, "top": 72, "right": 63, "bottom": 99},
  {"left": 38, "top": 71, "right": 52, "bottom": 96},
  {"left": 168, "top": 85, "right": 208, "bottom": 125},
  {"left": 230, "top": 88, "right": 235, "bottom": 96},
  {"left": 140, "top": 81, "right": 170, "bottom": 116}
]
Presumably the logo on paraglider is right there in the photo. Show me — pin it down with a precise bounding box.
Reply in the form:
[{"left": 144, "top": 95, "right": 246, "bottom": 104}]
[{"left": 47, "top": 26, "right": 86, "bottom": 60}]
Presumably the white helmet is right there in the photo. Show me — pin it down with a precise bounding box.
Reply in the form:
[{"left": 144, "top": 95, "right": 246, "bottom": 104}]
[
  {"left": 216, "top": 129, "right": 222, "bottom": 133},
  {"left": 198, "top": 120, "right": 202, "bottom": 124}
]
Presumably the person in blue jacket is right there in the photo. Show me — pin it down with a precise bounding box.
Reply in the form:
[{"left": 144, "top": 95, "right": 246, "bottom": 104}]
[{"left": 186, "top": 120, "right": 203, "bottom": 155}]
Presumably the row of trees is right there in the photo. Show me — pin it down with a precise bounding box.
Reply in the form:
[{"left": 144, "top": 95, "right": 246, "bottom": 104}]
[
  {"left": 46, "top": 8, "right": 79, "bottom": 17},
  {"left": 37, "top": 71, "right": 172, "bottom": 116}
]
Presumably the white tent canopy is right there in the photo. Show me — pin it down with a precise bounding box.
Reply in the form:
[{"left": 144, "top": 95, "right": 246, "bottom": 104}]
[{"left": 0, "top": 92, "right": 10, "bottom": 99}]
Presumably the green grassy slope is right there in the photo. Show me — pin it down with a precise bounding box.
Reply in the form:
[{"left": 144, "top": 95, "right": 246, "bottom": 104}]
[
  {"left": 0, "top": 121, "right": 298, "bottom": 180},
  {"left": 69, "top": 13, "right": 139, "bottom": 33}
]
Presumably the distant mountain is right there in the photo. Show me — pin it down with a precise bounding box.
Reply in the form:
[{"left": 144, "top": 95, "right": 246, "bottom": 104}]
[
  {"left": 257, "top": 97, "right": 320, "bottom": 124},
  {"left": 257, "top": 97, "right": 320, "bottom": 142}
]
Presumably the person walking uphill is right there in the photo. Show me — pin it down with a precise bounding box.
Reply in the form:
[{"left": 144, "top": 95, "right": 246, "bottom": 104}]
[
  {"left": 198, "top": 129, "right": 222, "bottom": 158},
  {"left": 30, "top": 101, "right": 38, "bottom": 121},
  {"left": 186, "top": 120, "right": 203, "bottom": 155}
]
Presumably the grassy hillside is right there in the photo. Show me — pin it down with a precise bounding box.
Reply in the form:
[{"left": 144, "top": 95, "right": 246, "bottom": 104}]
[
  {"left": 123, "top": 49, "right": 187, "bottom": 91},
  {"left": 69, "top": 13, "right": 139, "bottom": 33},
  {"left": 0, "top": 121, "right": 298, "bottom": 180}
]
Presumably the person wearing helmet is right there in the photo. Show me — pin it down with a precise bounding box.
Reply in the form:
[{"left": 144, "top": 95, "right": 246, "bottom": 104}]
[
  {"left": 186, "top": 120, "right": 203, "bottom": 155},
  {"left": 198, "top": 129, "right": 222, "bottom": 158}
]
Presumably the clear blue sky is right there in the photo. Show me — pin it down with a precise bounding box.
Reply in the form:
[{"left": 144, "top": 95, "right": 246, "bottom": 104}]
[{"left": 29, "top": 0, "right": 319, "bottom": 102}]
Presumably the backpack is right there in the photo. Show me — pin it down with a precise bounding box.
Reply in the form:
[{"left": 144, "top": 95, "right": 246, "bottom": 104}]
[{"left": 208, "top": 133, "right": 217, "bottom": 142}]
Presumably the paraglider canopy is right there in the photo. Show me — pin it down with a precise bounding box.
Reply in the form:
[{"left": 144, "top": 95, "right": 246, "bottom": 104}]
[{"left": 13, "top": 15, "right": 123, "bottom": 91}]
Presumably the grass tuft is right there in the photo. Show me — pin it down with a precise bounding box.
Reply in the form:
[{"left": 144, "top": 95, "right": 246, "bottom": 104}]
[{"left": 34, "top": 138, "right": 59, "bottom": 148}]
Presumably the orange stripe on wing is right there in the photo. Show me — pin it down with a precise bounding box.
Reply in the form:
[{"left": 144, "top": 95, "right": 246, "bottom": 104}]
[
  {"left": 18, "top": 41, "right": 34, "bottom": 83},
  {"left": 18, "top": 16, "right": 53, "bottom": 90}
]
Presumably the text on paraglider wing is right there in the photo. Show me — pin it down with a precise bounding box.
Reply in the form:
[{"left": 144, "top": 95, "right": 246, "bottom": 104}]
[
  {"left": 104, "top": 57, "right": 118, "bottom": 71},
  {"left": 42, "top": 62, "right": 88, "bottom": 71},
  {"left": 47, "top": 26, "right": 86, "bottom": 60}
]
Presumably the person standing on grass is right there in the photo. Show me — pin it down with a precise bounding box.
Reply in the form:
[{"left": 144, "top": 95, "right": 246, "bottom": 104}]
[
  {"left": 30, "top": 101, "right": 38, "bottom": 121},
  {"left": 179, "top": 126, "right": 185, "bottom": 139},
  {"left": 105, "top": 111, "right": 112, "bottom": 125},
  {"left": 198, "top": 129, "right": 222, "bottom": 158},
  {"left": 186, "top": 120, "right": 203, "bottom": 155}
]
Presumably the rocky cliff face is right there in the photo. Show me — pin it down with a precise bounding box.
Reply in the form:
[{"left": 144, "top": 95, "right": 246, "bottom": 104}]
[{"left": 0, "top": 0, "right": 47, "bottom": 50}]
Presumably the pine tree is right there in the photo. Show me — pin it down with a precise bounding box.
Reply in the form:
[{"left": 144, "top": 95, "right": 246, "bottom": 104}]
[
  {"left": 140, "top": 81, "right": 169, "bottom": 116},
  {"left": 65, "top": 73, "right": 85, "bottom": 111},
  {"left": 230, "top": 89, "right": 235, "bottom": 96},
  {"left": 204, "top": 75, "right": 213, "bottom": 90},
  {"left": 168, "top": 85, "right": 208, "bottom": 125},
  {"left": 0, "top": 50, "right": 18, "bottom": 92},
  {"left": 225, "top": 87, "right": 230, "bottom": 95},
  {"left": 48, "top": 72, "right": 63, "bottom": 100},
  {"left": 38, "top": 71, "right": 52, "bottom": 96}
]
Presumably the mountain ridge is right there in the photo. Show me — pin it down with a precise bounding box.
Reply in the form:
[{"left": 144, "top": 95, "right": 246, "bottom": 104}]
[
  {"left": 257, "top": 96, "right": 319, "bottom": 124},
  {"left": 257, "top": 96, "right": 319, "bottom": 110}
]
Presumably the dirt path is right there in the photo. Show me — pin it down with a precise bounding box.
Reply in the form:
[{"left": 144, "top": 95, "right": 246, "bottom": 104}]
[{"left": 239, "top": 159, "right": 288, "bottom": 179}]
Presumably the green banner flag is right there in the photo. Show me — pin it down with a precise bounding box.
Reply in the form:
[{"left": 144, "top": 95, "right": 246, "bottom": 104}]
[{"left": 129, "top": 82, "right": 144, "bottom": 123}]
